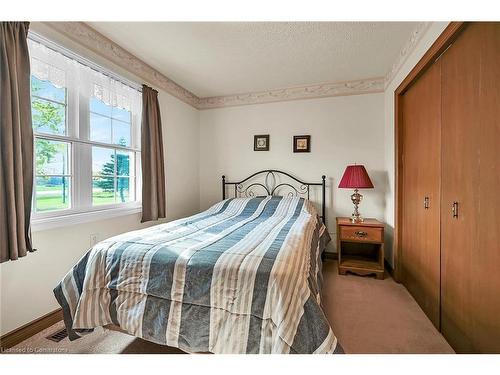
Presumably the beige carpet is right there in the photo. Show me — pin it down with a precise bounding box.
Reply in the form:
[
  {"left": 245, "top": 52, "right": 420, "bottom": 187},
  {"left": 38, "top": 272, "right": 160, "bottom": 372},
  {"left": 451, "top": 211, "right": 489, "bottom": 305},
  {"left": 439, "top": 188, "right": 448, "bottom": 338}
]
[
  {"left": 322, "top": 261, "right": 453, "bottom": 353},
  {"left": 5, "top": 260, "right": 453, "bottom": 354}
]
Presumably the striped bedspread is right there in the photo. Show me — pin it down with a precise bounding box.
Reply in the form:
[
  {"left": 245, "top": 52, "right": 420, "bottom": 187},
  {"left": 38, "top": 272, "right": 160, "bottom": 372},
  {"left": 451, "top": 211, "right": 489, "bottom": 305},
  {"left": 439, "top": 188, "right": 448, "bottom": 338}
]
[{"left": 54, "top": 196, "right": 341, "bottom": 354}]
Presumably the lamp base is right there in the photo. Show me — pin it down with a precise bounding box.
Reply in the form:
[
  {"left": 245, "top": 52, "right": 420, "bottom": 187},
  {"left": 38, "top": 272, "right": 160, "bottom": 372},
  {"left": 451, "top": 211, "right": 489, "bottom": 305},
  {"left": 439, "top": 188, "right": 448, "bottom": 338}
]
[
  {"left": 350, "top": 215, "right": 364, "bottom": 223},
  {"left": 350, "top": 189, "right": 364, "bottom": 223}
]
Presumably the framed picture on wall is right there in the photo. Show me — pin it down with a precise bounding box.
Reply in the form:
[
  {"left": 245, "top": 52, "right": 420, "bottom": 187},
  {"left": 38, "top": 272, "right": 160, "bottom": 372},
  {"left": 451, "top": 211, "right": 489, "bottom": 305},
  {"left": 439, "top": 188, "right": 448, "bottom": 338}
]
[
  {"left": 293, "top": 135, "right": 311, "bottom": 153},
  {"left": 254, "top": 134, "right": 270, "bottom": 151}
]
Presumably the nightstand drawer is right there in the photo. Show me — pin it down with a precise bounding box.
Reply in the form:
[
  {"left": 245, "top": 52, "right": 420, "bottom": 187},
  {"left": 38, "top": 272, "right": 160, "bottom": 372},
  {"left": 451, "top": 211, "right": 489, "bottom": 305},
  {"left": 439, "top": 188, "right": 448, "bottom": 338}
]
[{"left": 340, "top": 226, "right": 383, "bottom": 242}]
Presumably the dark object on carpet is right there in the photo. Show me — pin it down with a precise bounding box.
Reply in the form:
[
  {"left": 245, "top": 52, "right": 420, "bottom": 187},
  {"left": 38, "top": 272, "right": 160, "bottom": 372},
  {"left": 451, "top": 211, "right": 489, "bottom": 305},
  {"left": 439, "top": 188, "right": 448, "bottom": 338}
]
[{"left": 46, "top": 328, "right": 68, "bottom": 343}]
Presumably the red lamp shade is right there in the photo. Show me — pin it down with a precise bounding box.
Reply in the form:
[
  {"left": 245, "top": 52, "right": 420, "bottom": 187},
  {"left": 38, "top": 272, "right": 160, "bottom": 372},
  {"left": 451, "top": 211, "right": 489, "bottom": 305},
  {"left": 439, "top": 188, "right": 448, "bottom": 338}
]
[{"left": 338, "top": 165, "right": 374, "bottom": 189}]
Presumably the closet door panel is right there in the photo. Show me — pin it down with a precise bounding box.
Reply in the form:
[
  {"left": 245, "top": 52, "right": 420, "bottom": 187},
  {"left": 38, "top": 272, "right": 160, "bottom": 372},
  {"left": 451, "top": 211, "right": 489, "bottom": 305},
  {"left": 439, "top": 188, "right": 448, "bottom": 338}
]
[
  {"left": 441, "top": 22, "right": 500, "bottom": 353},
  {"left": 401, "top": 60, "right": 441, "bottom": 328},
  {"left": 474, "top": 22, "right": 500, "bottom": 353},
  {"left": 441, "top": 22, "right": 481, "bottom": 354}
]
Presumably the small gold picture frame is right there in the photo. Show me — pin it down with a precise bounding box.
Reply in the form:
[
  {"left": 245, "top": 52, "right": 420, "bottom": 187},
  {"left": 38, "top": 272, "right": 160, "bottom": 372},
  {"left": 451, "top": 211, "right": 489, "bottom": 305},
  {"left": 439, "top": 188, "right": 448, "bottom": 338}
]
[{"left": 293, "top": 135, "right": 311, "bottom": 153}]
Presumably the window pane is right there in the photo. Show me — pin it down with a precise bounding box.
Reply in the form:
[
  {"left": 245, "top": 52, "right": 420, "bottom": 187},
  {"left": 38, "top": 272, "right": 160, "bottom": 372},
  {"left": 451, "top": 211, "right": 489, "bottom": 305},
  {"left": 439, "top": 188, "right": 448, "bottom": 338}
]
[
  {"left": 116, "top": 177, "right": 130, "bottom": 203},
  {"left": 32, "top": 97, "right": 66, "bottom": 135},
  {"left": 116, "top": 150, "right": 132, "bottom": 176},
  {"left": 90, "top": 113, "right": 112, "bottom": 143},
  {"left": 92, "top": 177, "right": 115, "bottom": 205},
  {"left": 35, "top": 176, "right": 70, "bottom": 212},
  {"left": 112, "top": 107, "right": 131, "bottom": 123},
  {"left": 35, "top": 140, "right": 70, "bottom": 175},
  {"left": 90, "top": 97, "right": 112, "bottom": 117},
  {"left": 31, "top": 76, "right": 66, "bottom": 103},
  {"left": 112, "top": 120, "right": 131, "bottom": 146},
  {"left": 92, "top": 147, "right": 115, "bottom": 176}
]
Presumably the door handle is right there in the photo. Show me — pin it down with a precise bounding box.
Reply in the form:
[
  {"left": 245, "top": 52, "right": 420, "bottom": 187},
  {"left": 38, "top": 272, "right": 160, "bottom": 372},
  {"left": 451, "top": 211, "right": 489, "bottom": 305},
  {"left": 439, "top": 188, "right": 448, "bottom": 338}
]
[
  {"left": 452, "top": 201, "right": 459, "bottom": 218},
  {"left": 424, "top": 196, "right": 430, "bottom": 209}
]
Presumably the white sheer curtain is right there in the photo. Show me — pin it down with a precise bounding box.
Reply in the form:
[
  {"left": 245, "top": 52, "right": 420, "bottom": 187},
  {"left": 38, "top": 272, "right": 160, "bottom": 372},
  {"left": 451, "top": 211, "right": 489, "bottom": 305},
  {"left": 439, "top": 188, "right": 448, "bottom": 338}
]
[{"left": 29, "top": 38, "right": 141, "bottom": 116}]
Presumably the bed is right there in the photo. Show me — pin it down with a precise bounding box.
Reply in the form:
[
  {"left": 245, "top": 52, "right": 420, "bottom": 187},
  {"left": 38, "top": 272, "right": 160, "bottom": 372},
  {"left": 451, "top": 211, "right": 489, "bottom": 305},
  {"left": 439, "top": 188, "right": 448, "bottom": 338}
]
[{"left": 54, "top": 170, "right": 342, "bottom": 354}]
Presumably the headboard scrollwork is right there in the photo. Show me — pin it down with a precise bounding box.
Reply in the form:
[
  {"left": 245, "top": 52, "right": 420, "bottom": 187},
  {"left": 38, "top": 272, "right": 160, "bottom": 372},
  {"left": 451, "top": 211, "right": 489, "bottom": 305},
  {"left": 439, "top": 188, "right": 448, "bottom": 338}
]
[{"left": 222, "top": 170, "right": 326, "bottom": 225}]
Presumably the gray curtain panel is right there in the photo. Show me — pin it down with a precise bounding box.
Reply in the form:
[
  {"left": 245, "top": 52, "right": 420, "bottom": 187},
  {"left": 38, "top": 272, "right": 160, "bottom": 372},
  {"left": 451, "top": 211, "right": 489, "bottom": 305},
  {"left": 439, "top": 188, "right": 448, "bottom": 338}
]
[
  {"left": 141, "top": 84, "right": 166, "bottom": 222},
  {"left": 0, "top": 22, "right": 35, "bottom": 263}
]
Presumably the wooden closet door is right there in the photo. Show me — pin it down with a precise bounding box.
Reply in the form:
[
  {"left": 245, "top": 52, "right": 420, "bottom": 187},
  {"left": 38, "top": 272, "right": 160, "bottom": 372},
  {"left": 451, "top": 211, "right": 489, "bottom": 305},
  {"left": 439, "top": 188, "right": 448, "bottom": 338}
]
[
  {"left": 441, "top": 22, "right": 500, "bottom": 353},
  {"left": 401, "top": 60, "right": 442, "bottom": 328}
]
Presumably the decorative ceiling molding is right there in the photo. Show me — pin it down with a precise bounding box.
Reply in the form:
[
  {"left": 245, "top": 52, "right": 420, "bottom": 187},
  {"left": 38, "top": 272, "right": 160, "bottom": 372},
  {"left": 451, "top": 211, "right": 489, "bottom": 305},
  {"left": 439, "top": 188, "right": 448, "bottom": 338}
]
[
  {"left": 44, "top": 22, "right": 200, "bottom": 108},
  {"left": 42, "top": 22, "right": 432, "bottom": 110},
  {"left": 384, "top": 22, "right": 432, "bottom": 89},
  {"left": 197, "top": 77, "right": 385, "bottom": 109}
]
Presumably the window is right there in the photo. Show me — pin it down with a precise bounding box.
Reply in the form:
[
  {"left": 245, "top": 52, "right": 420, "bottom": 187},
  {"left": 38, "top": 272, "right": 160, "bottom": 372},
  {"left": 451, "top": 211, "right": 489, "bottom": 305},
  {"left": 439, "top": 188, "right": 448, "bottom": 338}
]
[
  {"left": 34, "top": 140, "right": 71, "bottom": 212},
  {"left": 31, "top": 72, "right": 67, "bottom": 135},
  {"left": 92, "top": 147, "right": 135, "bottom": 205},
  {"left": 28, "top": 36, "right": 142, "bottom": 226},
  {"left": 90, "top": 96, "right": 132, "bottom": 146}
]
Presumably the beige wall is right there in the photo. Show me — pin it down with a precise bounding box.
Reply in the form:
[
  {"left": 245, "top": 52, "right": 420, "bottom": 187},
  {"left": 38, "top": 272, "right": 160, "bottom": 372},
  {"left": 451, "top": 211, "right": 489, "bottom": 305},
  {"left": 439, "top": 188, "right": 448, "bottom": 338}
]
[
  {"left": 0, "top": 23, "right": 200, "bottom": 336},
  {"left": 199, "top": 93, "right": 387, "bottom": 253},
  {"left": 382, "top": 22, "right": 449, "bottom": 265},
  {"left": 1, "top": 214, "right": 146, "bottom": 335}
]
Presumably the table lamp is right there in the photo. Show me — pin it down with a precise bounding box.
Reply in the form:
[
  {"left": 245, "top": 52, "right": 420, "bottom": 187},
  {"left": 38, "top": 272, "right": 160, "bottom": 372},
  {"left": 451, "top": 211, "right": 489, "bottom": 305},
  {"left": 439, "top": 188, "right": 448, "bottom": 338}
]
[{"left": 338, "top": 164, "right": 374, "bottom": 223}]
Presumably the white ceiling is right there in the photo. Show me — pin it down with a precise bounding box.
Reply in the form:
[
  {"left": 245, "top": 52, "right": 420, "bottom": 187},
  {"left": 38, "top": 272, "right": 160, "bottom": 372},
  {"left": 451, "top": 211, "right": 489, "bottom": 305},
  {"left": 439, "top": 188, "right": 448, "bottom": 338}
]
[{"left": 87, "top": 22, "right": 418, "bottom": 98}]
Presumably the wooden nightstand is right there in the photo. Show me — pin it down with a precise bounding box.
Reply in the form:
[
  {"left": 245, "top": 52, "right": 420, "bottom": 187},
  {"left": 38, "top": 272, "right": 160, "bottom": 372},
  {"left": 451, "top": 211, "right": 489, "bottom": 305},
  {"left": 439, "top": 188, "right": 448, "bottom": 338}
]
[{"left": 336, "top": 217, "right": 385, "bottom": 280}]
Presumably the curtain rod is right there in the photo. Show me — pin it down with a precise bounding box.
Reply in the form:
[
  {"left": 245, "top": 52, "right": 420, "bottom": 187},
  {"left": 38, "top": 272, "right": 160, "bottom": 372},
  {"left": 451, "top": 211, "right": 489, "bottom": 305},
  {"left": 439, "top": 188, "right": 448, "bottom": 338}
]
[{"left": 28, "top": 31, "right": 143, "bottom": 93}]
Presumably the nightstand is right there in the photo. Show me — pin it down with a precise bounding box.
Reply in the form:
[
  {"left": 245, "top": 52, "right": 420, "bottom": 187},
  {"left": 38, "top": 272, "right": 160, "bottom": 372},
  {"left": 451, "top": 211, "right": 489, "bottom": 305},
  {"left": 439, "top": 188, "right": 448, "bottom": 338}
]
[{"left": 336, "top": 217, "right": 385, "bottom": 280}]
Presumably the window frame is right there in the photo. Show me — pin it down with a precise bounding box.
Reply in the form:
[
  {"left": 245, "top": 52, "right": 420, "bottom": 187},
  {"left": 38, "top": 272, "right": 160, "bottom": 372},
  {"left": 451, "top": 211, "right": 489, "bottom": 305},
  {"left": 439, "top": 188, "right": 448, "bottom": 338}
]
[
  {"left": 33, "top": 139, "right": 73, "bottom": 214},
  {"left": 90, "top": 146, "right": 137, "bottom": 208},
  {"left": 29, "top": 35, "right": 142, "bottom": 230}
]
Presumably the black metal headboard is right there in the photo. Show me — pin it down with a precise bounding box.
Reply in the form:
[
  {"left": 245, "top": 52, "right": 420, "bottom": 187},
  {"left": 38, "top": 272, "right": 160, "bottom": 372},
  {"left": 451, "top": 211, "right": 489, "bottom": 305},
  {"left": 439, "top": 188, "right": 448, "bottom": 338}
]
[{"left": 222, "top": 170, "right": 326, "bottom": 225}]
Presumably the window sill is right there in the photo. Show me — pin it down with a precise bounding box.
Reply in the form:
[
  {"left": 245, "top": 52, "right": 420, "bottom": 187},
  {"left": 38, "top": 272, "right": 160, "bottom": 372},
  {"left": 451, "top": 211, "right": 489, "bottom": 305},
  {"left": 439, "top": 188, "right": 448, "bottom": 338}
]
[{"left": 31, "top": 205, "right": 142, "bottom": 232}]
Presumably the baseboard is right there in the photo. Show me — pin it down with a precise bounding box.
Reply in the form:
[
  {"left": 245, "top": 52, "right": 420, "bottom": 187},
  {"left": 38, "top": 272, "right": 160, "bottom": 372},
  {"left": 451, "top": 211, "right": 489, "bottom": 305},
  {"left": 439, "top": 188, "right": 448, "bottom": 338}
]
[
  {"left": 0, "top": 308, "right": 63, "bottom": 350},
  {"left": 323, "top": 251, "right": 338, "bottom": 260},
  {"left": 384, "top": 259, "right": 394, "bottom": 278}
]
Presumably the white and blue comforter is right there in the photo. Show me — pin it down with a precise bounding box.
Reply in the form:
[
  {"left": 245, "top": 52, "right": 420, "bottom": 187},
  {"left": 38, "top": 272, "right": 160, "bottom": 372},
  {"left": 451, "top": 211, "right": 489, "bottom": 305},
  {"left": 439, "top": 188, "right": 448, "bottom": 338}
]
[{"left": 54, "top": 196, "right": 341, "bottom": 353}]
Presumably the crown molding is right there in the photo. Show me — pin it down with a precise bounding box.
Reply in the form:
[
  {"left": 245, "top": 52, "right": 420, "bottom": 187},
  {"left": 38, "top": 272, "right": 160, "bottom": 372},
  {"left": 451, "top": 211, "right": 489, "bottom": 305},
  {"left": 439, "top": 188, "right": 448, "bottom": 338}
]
[
  {"left": 384, "top": 22, "right": 432, "bottom": 89},
  {"left": 41, "top": 22, "right": 432, "bottom": 110},
  {"left": 197, "top": 77, "right": 385, "bottom": 109},
  {"left": 43, "top": 22, "right": 200, "bottom": 108}
]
